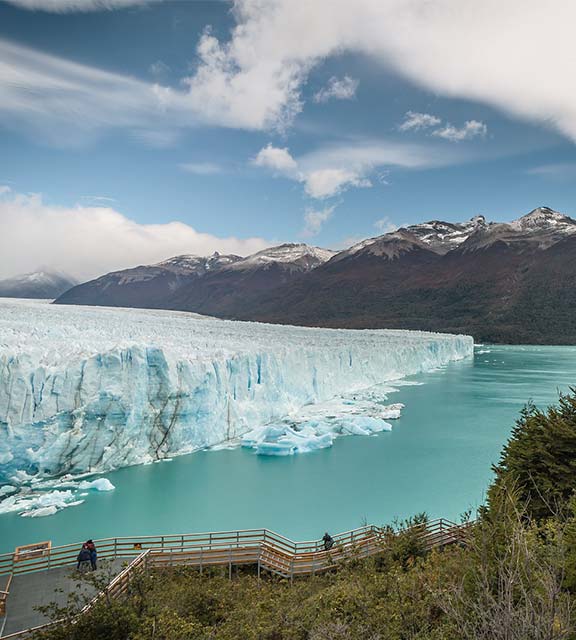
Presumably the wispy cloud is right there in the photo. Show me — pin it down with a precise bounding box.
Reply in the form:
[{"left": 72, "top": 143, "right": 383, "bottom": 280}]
[
  {"left": 302, "top": 205, "right": 336, "bottom": 237},
  {"left": 252, "top": 138, "right": 469, "bottom": 200},
  {"left": 4, "top": 0, "right": 575, "bottom": 146},
  {"left": 398, "top": 111, "right": 441, "bottom": 132},
  {"left": 527, "top": 163, "right": 576, "bottom": 180},
  {"left": 432, "top": 120, "right": 487, "bottom": 142},
  {"left": 313, "top": 75, "right": 359, "bottom": 103},
  {"left": 303, "top": 169, "right": 370, "bottom": 199},
  {"left": 3, "top": 0, "right": 160, "bottom": 12},
  {"left": 0, "top": 38, "right": 185, "bottom": 145},
  {"left": 148, "top": 60, "right": 171, "bottom": 79},
  {"left": 79, "top": 195, "right": 118, "bottom": 205},
  {"left": 374, "top": 216, "right": 397, "bottom": 234},
  {"left": 180, "top": 162, "right": 224, "bottom": 176},
  {"left": 0, "top": 188, "right": 270, "bottom": 280},
  {"left": 398, "top": 111, "right": 488, "bottom": 142}
]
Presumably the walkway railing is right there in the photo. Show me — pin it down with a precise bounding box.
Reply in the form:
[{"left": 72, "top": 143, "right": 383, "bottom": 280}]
[
  {"left": 0, "top": 518, "right": 473, "bottom": 639},
  {"left": 0, "top": 518, "right": 469, "bottom": 580}
]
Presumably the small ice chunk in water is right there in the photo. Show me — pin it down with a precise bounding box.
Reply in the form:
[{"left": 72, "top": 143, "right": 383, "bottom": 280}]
[
  {"left": 78, "top": 478, "right": 115, "bottom": 492},
  {"left": 22, "top": 505, "right": 59, "bottom": 518}
]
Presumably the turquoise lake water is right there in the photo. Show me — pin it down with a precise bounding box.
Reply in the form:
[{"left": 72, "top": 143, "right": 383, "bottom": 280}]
[{"left": 1, "top": 344, "right": 576, "bottom": 555}]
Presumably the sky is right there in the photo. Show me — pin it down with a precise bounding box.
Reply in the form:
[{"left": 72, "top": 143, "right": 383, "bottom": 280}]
[{"left": 1, "top": 0, "right": 576, "bottom": 280}]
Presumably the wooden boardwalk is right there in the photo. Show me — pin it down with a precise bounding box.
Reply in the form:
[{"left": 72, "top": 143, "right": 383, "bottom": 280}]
[{"left": 0, "top": 518, "right": 471, "bottom": 639}]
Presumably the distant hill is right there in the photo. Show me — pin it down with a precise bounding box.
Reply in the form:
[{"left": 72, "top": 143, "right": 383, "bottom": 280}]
[
  {"left": 0, "top": 270, "right": 78, "bottom": 299},
  {"left": 54, "top": 207, "right": 576, "bottom": 343}
]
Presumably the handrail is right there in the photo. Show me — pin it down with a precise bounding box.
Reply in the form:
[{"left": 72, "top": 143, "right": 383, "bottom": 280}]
[{"left": 0, "top": 518, "right": 468, "bottom": 578}]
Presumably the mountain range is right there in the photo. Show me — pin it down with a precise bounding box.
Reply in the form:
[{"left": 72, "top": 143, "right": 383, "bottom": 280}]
[
  {"left": 0, "top": 270, "right": 78, "bottom": 300},
  {"left": 55, "top": 207, "right": 576, "bottom": 344}
]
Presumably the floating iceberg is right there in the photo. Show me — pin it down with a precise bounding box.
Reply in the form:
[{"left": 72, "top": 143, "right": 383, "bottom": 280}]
[
  {"left": 240, "top": 397, "right": 401, "bottom": 456},
  {"left": 0, "top": 299, "right": 473, "bottom": 484},
  {"left": 0, "top": 476, "right": 115, "bottom": 517},
  {"left": 78, "top": 478, "right": 115, "bottom": 492}
]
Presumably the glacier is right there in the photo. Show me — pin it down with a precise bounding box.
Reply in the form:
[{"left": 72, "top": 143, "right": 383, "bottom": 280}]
[{"left": 0, "top": 299, "right": 473, "bottom": 488}]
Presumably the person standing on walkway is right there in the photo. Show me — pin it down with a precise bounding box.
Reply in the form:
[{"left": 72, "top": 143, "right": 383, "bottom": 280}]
[
  {"left": 76, "top": 544, "right": 91, "bottom": 572},
  {"left": 322, "top": 532, "right": 334, "bottom": 551},
  {"left": 86, "top": 539, "right": 97, "bottom": 571}
]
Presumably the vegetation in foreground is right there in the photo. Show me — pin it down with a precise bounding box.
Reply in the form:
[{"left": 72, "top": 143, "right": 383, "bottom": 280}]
[{"left": 36, "top": 390, "right": 576, "bottom": 640}]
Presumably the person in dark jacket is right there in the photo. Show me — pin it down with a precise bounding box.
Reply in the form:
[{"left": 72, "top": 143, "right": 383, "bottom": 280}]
[
  {"left": 85, "top": 539, "right": 97, "bottom": 570},
  {"left": 322, "top": 532, "right": 334, "bottom": 551},
  {"left": 76, "top": 544, "right": 91, "bottom": 572}
]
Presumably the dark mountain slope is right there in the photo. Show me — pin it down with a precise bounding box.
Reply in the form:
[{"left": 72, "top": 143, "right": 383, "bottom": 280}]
[
  {"left": 56, "top": 254, "right": 242, "bottom": 308},
  {"left": 233, "top": 210, "right": 576, "bottom": 343}
]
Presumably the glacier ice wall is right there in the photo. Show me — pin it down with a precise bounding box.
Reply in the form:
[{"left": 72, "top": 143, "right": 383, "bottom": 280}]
[{"left": 0, "top": 299, "right": 473, "bottom": 483}]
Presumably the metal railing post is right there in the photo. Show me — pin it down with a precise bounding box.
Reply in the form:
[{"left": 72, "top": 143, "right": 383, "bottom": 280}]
[{"left": 228, "top": 547, "right": 232, "bottom": 580}]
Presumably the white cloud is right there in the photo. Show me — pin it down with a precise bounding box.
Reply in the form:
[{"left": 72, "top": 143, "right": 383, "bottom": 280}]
[
  {"left": 431, "top": 120, "right": 487, "bottom": 142},
  {"left": 180, "top": 162, "right": 223, "bottom": 176},
  {"left": 313, "top": 75, "right": 359, "bottom": 103},
  {"left": 374, "top": 216, "right": 397, "bottom": 234},
  {"left": 252, "top": 144, "right": 299, "bottom": 174},
  {"left": 252, "top": 143, "right": 374, "bottom": 199},
  {"left": 3, "top": 0, "right": 159, "bottom": 11},
  {"left": 0, "top": 189, "right": 270, "bottom": 280},
  {"left": 253, "top": 138, "right": 469, "bottom": 200},
  {"left": 5, "top": 1, "right": 574, "bottom": 144},
  {"left": 181, "top": 28, "right": 307, "bottom": 131},
  {"left": 398, "top": 111, "right": 441, "bottom": 132},
  {"left": 0, "top": 186, "right": 11, "bottom": 196},
  {"left": 180, "top": 0, "right": 576, "bottom": 142},
  {"left": 302, "top": 205, "right": 335, "bottom": 237},
  {"left": 304, "top": 169, "right": 371, "bottom": 199}
]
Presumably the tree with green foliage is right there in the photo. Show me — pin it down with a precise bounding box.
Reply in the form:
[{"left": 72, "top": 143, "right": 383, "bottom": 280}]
[{"left": 490, "top": 391, "right": 576, "bottom": 520}]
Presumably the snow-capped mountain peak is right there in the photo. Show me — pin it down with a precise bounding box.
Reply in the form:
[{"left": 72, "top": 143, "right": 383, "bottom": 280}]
[
  {"left": 0, "top": 270, "right": 78, "bottom": 300},
  {"left": 510, "top": 207, "right": 576, "bottom": 232},
  {"left": 405, "top": 215, "right": 487, "bottom": 254},
  {"left": 228, "top": 243, "right": 336, "bottom": 271},
  {"left": 342, "top": 215, "right": 487, "bottom": 260},
  {"left": 156, "top": 253, "right": 242, "bottom": 274}
]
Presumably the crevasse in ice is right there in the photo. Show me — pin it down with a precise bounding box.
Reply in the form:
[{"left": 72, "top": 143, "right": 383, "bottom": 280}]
[{"left": 0, "top": 299, "right": 473, "bottom": 484}]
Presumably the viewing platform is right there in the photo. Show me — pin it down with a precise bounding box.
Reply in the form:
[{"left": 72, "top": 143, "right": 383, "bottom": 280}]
[{"left": 0, "top": 518, "right": 471, "bottom": 639}]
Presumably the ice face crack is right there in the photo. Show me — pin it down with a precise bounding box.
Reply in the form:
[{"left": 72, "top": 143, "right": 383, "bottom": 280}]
[{"left": 0, "top": 299, "right": 473, "bottom": 484}]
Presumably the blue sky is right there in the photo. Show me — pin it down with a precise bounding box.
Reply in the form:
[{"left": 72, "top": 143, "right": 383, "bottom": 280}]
[{"left": 1, "top": 0, "right": 576, "bottom": 279}]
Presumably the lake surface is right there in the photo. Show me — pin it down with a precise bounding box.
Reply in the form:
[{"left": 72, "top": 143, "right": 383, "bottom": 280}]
[{"left": 1, "top": 344, "right": 575, "bottom": 555}]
